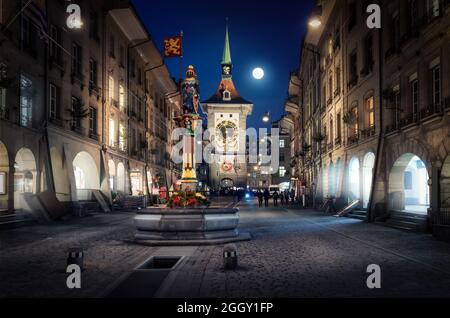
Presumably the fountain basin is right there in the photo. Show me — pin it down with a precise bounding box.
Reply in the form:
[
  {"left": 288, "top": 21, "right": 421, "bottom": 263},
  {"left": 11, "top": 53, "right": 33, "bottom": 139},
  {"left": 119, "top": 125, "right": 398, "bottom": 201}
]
[{"left": 133, "top": 207, "right": 250, "bottom": 245}]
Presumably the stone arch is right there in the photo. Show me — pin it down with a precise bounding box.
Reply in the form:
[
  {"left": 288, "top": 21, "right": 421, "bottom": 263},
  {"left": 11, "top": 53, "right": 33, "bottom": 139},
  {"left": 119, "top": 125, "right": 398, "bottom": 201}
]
[
  {"left": 348, "top": 157, "right": 360, "bottom": 202},
  {"left": 440, "top": 154, "right": 450, "bottom": 208},
  {"left": 388, "top": 153, "right": 430, "bottom": 214},
  {"left": 362, "top": 152, "right": 376, "bottom": 208},
  {"left": 108, "top": 159, "right": 116, "bottom": 191},
  {"left": 0, "top": 141, "right": 9, "bottom": 210},
  {"left": 14, "top": 148, "right": 37, "bottom": 210},
  {"left": 72, "top": 151, "right": 100, "bottom": 200},
  {"left": 116, "top": 162, "right": 126, "bottom": 193},
  {"left": 386, "top": 139, "right": 432, "bottom": 177}
]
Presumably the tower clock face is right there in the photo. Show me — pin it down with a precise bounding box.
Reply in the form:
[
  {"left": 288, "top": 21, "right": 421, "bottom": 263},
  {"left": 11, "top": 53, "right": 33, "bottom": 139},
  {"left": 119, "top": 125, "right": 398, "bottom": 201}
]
[
  {"left": 216, "top": 120, "right": 238, "bottom": 150},
  {"left": 222, "top": 65, "right": 231, "bottom": 75}
]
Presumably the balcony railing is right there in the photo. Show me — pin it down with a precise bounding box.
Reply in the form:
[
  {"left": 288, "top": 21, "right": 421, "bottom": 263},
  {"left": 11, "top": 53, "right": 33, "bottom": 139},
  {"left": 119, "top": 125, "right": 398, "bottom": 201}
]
[
  {"left": 419, "top": 103, "right": 442, "bottom": 120},
  {"left": 335, "top": 137, "right": 342, "bottom": 147},
  {"left": 347, "top": 134, "right": 359, "bottom": 146},
  {"left": 347, "top": 76, "right": 358, "bottom": 90},
  {"left": 327, "top": 97, "right": 333, "bottom": 106},
  {"left": 361, "top": 126, "right": 376, "bottom": 139}
]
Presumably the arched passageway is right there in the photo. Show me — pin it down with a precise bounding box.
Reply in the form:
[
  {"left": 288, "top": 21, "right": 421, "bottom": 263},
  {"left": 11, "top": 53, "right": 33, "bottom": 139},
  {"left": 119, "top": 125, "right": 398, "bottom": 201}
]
[
  {"left": 348, "top": 157, "right": 360, "bottom": 202},
  {"left": 362, "top": 153, "right": 375, "bottom": 208},
  {"left": 72, "top": 152, "right": 100, "bottom": 201},
  {"left": 388, "top": 153, "right": 429, "bottom": 214},
  {"left": 14, "top": 148, "right": 37, "bottom": 210}
]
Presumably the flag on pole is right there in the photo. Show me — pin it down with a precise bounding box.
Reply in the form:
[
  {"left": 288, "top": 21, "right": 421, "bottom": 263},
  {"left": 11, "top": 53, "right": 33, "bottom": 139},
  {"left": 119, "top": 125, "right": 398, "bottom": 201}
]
[{"left": 164, "top": 35, "right": 183, "bottom": 58}]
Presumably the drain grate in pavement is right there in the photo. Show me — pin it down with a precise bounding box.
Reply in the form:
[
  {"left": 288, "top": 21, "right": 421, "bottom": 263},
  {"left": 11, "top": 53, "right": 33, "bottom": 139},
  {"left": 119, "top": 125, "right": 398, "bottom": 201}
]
[
  {"left": 105, "top": 256, "right": 184, "bottom": 298},
  {"left": 137, "top": 256, "right": 182, "bottom": 270}
]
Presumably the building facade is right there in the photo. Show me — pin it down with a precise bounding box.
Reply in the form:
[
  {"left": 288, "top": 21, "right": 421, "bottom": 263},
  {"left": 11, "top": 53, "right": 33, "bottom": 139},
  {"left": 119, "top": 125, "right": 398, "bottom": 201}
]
[
  {"left": 288, "top": 0, "right": 450, "bottom": 234},
  {"left": 0, "top": 0, "right": 180, "bottom": 217},
  {"left": 202, "top": 26, "right": 253, "bottom": 190}
]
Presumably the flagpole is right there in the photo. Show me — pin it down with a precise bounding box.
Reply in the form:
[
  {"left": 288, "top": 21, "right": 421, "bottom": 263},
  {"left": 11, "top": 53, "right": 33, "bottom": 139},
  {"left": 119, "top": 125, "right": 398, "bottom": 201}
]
[{"left": 179, "top": 31, "right": 184, "bottom": 113}]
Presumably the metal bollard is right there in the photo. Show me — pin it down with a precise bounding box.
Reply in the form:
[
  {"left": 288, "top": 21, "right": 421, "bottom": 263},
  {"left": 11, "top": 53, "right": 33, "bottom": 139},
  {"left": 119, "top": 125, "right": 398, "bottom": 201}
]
[
  {"left": 223, "top": 244, "right": 238, "bottom": 270},
  {"left": 67, "top": 248, "right": 84, "bottom": 271}
]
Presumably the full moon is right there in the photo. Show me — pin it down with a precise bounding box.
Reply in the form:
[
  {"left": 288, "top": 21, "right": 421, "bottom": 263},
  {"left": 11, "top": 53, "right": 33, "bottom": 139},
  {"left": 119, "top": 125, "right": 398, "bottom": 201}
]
[{"left": 252, "top": 67, "right": 264, "bottom": 80}]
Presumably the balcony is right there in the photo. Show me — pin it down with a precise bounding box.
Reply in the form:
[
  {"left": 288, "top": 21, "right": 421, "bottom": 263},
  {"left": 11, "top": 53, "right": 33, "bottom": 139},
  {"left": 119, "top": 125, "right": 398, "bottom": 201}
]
[
  {"left": 334, "top": 88, "right": 341, "bottom": 98},
  {"left": 360, "top": 62, "right": 374, "bottom": 77},
  {"left": 419, "top": 103, "right": 442, "bottom": 120},
  {"left": 398, "top": 113, "right": 418, "bottom": 129},
  {"left": 347, "top": 76, "right": 358, "bottom": 90},
  {"left": 361, "top": 126, "right": 376, "bottom": 139},
  {"left": 89, "top": 83, "right": 101, "bottom": 100},
  {"left": 347, "top": 134, "right": 359, "bottom": 146},
  {"left": 327, "top": 143, "right": 333, "bottom": 152}
]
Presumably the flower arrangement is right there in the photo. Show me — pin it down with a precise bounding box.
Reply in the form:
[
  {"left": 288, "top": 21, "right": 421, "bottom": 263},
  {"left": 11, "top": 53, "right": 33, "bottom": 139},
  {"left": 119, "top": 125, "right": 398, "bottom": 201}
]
[{"left": 168, "top": 192, "right": 210, "bottom": 208}]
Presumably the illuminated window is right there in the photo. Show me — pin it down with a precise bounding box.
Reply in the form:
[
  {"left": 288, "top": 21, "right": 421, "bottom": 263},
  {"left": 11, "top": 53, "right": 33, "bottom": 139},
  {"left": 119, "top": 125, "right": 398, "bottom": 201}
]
[
  {"left": 20, "top": 74, "right": 33, "bottom": 127},
  {"left": 279, "top": 166, "right": 286, "bottom": 177},
  {"left": 280, "top": 139, "right": 285, "bottom": 148},
  {"left": 109, "top": 118, "right": 115, "bottom": 147},
  {"left": 366, "top": 95, "right": 375, "bottom": 128},
  {"left": 109, "top": 75, "right": 114, "bottom": 101},
  {"left": 119, "top": 84, "right": 125, "bottom": 112}
]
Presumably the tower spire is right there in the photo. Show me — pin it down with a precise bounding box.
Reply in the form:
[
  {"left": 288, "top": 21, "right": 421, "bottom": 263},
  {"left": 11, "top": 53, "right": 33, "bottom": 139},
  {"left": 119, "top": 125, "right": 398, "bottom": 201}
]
[{"left": 221, "top": 21, "right": 232, "bottom": 66}]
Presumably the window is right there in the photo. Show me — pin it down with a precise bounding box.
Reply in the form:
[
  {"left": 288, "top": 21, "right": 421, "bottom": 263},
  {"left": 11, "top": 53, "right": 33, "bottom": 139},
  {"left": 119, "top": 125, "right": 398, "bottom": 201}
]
[
  {"left": 119, "top": 123, "right": 126, "bottom": 151},
  {"left": 109, "top": 34, "right": 115, "bottom": 58},
  {"left": 363, "top": 33, "right": 373, "bottom": 73},
  {"left": 119, "top": 85, "right": 125, "bottom": 112},
  {"left": 0, "top": 86, "right": 6, "bottom": 119},
  {"left": 404, "top": 171, "right": 413, "bottom": 190},
  {"left": 89, "top": 107, "right": 97, "bottom": 137},
  {"left": 280, "top": 139, "right": 285, "bottom": 148},
  {"left": 409, "top": 74, "right": 418, "bottom": 115},
  {"left": 89, "top": 11, "right": 99, "bottom": 40},
  {"left": 20, "top": 75, "right": 33, "bottom": 127},
  {"left": 49, "top": 83, "right": 60, "bottom": 120},
  {"left": 130, "top": 59, "right": 136, "bottom": 77},
  {"left": 393, "top": 85, "right": 400, "bottom": 124},
  {"left": 328, "top": 74, "right": 333, "bottom": 101},
  {"left": 119, "top": 45, "right": 125, "bottom": 67},
  {"left": 109, "top": 118, "right": 116, "bottom": 147},
  {"left": 390, "top": 14, "right": 400, "bottom": 50},
  {"left": 109, "top": 76, "right": 115, "bottom": 101},
  {"left": 351, "top": 106, "right": 358, "bottom": 137},
  {"left": 366, "top": 95, "right": 375, "bottom": 128},
  {"left": 337, "top": 113, "right": 342, "bottom": 140},
  {"left": 410, "top": 0, "right": 419, "bottom": 28},
  {"left": 349, "top": 51, "right": 358, "bottom": 85},
  {"left": 348, "top": 2, "right": 357, "bottom": 31},
  {"left": 427, "top": 0, "right": 441, "bottom": 18},
  {"left": 71, "top": 97, "right": 80, "bottom": 129},
  {"left": 432, "top": 65, "right": 441, "bottom": 107},
  {"left": 89, "top": 59, "right": 97, "bottom": 88},
  {"left": 279, "top": 166, "right": 286, "bottom": 178},
  {"left": 71, "top": 43, "right": 82, "bottom": 77},
  {"left": 329, "top": 117, "right": 334, "bottom": 143},
  {"left": 335, "top": 66, "right": 341, "bottom": 95},
  {"left": 21, "top": 17, "right": 37, "bottom": 56},
  {"left": 49, "top": 25, "right": 62, "bottom": 64}
]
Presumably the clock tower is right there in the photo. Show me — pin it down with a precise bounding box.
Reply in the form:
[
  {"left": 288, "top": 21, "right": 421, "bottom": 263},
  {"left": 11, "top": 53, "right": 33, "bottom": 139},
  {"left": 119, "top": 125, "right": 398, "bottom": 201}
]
[{"left": 202, "top": 24, "right": 253, "bottom": 190}]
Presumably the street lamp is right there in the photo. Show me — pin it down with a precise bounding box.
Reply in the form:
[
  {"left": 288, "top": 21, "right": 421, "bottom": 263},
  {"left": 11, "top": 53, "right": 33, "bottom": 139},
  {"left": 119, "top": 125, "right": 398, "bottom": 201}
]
[
  {"left": 262, "top": 112, "right": 270, "bottom": 123},
  {"left": 308, "top": 5, "right": 322, "bottom": 28}
]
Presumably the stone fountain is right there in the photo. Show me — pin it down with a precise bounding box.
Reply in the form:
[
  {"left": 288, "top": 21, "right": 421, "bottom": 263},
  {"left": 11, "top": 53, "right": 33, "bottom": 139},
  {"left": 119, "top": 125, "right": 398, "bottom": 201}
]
[{"left": 134, "top": 66, "right": 250, "bottom": 245}]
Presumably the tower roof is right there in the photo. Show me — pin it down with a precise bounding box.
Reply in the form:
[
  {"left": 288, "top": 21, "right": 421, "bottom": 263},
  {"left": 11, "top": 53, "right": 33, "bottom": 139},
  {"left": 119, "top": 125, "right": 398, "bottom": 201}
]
[
  {"left": 202, "top": 24, "right": 252, "bottom": 105},
  {"left": 221, "top": 24, "right": 232, "bottom": 65}
]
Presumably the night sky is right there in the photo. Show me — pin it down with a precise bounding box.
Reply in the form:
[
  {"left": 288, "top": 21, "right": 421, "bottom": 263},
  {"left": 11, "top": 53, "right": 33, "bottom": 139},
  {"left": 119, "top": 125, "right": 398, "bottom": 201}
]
[{"left": 132, "top": 0, "right": 314, "bottom": 130}]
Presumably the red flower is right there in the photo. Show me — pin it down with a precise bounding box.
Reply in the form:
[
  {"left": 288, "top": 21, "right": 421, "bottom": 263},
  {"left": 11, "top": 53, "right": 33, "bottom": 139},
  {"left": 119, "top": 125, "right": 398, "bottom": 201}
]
[
  {"left": 187, "top": 198, "right": 197, "bottom": 206},
  {"left": 173, "top": 196, "right": 182, "bottom": 206}
]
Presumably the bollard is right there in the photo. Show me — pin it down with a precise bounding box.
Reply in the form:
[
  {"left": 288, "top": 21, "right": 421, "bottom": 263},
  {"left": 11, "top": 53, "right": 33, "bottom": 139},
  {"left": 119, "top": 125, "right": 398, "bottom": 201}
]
[
  {"left": 223, "top": 244, "right": 238, "bottom": 270},
  {"left": 67, "top": 248, "right": 84, "bottom": 271}
]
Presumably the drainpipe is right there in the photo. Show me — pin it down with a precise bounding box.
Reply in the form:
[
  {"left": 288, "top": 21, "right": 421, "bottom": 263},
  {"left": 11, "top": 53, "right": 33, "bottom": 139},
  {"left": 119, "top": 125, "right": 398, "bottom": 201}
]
[{"left": 367, "top": 0, "right": 384, "bottom": 222}]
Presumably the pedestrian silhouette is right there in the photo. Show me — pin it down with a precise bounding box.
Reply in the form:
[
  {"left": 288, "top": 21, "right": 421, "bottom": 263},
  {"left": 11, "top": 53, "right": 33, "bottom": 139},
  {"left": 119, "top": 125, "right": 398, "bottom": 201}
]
[
  {"left": 257, "top": 190, "right": 263, "bottom": 208},
  {"left": 263, "top": 188, "right": 270, "bottom": 207},
  {"left": 273, "top": 191, "right": 279, "bottom": 207}
]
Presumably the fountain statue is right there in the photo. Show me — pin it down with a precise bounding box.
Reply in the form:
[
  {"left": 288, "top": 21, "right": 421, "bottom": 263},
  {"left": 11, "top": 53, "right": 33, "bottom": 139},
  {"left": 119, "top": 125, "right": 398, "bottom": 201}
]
[{"left": 133, "top": 66, "right": 250, "bottom": 245}]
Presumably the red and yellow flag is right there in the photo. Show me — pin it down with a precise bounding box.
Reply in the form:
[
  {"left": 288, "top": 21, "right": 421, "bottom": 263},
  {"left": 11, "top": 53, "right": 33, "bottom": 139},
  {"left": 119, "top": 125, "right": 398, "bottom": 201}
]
[{"left": 164, "top": 36, "right": 183, "bottom": 58}]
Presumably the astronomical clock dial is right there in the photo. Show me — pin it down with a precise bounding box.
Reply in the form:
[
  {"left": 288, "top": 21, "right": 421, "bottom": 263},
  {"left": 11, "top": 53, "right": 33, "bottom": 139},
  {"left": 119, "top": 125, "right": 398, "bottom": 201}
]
[{"left": 216, "top": 120, "right": 238, "bottom": 150}]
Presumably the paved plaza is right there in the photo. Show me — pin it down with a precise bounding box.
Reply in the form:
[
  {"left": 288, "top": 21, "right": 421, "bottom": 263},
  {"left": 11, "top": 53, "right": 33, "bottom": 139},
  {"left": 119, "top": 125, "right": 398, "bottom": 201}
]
[{"left": 2, "top": 198, "right": 450, "bottom": 298}]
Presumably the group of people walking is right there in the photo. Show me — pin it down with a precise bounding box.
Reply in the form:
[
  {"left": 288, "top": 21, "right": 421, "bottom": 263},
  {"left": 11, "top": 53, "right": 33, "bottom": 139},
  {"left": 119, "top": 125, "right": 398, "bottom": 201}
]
[{"left": 256, "top": 189, "right": 296, "bottom": 208}]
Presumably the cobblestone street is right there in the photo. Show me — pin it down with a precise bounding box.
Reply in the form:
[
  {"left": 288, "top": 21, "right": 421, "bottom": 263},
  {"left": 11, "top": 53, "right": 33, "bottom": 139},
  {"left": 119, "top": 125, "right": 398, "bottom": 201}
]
[{"left": 2, "top": 198, "right": 450, "bottom": 298}]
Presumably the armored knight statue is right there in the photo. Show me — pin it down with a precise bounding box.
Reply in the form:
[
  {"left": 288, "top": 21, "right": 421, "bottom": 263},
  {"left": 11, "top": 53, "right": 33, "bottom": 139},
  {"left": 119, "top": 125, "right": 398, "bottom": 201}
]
[{"left": 182, "top": 65, "right": 200, "bottom": 114}]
